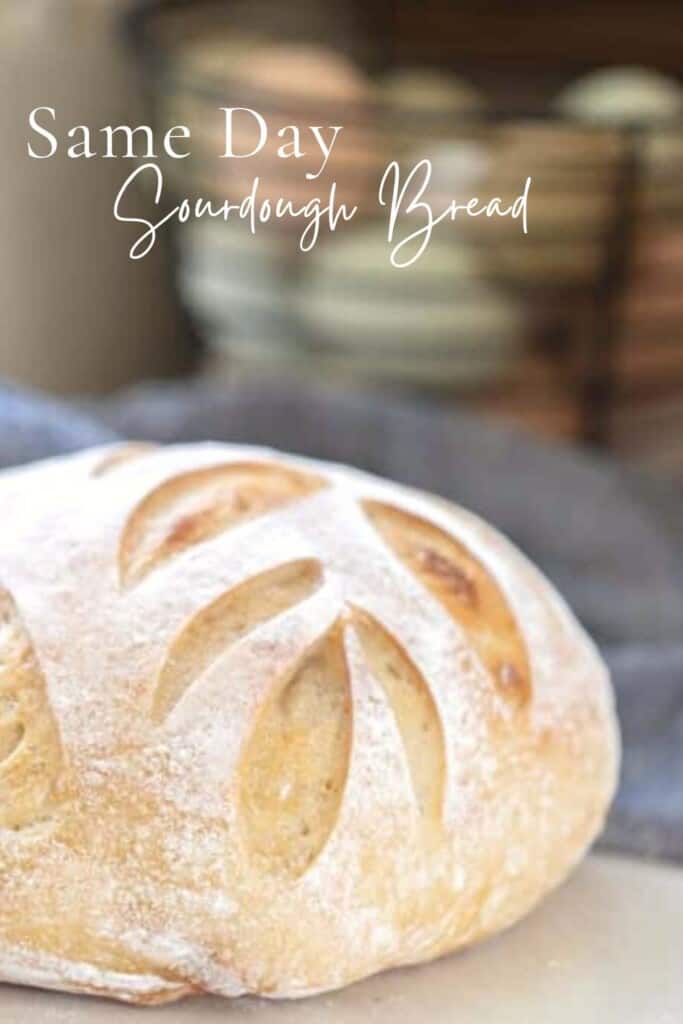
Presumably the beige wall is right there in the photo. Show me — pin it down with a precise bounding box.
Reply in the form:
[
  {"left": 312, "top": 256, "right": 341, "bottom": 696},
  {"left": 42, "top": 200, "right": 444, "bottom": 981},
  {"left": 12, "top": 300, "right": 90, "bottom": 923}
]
[{"left": 0, "top": 3, "right": 189, "bottom": 395}]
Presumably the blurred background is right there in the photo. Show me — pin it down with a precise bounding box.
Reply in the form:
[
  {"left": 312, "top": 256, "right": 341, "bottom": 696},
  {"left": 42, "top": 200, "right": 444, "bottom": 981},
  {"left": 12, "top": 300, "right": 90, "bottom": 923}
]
[{"left": 1, "top": 0, "right": 682, "bottom": 481}]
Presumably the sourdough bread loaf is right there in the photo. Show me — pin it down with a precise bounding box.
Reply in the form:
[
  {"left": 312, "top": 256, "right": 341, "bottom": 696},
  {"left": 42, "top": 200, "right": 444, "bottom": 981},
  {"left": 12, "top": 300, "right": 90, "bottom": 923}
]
[{"left": 0, "top": 443, "right": 619, "bottom": 1003}]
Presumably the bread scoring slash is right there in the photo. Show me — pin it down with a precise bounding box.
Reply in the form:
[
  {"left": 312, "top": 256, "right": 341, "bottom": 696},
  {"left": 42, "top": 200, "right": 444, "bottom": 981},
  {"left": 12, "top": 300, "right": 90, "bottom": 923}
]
[{"left": 0, "top": 443, "right": 619, "bottom": 1003}]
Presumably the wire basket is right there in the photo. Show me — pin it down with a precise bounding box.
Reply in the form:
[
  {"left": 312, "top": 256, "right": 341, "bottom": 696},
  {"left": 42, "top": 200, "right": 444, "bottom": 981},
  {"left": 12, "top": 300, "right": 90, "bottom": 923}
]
[{"left": 123, "top": 0, "right": 683, "bottom": 471}]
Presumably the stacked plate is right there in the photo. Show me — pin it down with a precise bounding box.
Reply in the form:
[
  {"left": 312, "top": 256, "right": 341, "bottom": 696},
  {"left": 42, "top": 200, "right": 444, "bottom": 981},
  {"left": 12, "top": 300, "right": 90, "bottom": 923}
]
[{"left": 297, "top": 221, "right": 525, "bottom": 389}]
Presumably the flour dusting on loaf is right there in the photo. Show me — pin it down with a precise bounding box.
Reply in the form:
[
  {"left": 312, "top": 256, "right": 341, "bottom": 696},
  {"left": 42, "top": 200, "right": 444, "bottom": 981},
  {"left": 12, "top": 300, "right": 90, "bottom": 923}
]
[{"left": 0, "top": 443, "right": 619, "bottom": 1003}]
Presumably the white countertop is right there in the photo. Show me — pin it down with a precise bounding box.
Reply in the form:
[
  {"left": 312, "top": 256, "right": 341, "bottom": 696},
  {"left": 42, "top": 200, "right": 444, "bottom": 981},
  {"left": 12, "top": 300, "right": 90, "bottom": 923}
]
[{"left": 1, "top": 853, "right": 680, "bottom": 1024}]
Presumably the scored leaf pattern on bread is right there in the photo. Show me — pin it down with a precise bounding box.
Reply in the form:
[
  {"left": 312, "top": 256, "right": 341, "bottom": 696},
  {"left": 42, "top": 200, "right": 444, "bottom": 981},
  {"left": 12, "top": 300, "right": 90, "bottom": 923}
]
[
  {"left": 238, "top": 619, "right": 352, "bottom": 879},
  {"left": 129, "top": 462, "right": 530, "bottom": 879},
  {"left": 151, "top": 559, "right": 324, "bottom": 722},
  {"left": 349, "top": 607, "right": 446, "bottom": 826},
  {"left": 119, "top": 462, "right": 325, "bottom": 586},
  {"left": 0, "top": 589, "right": 65, "bottom": 832},
  {"left": 0, "top": 460, "right": 531, "bottom": 873},
  {"left": 363, "top": 501, "right": 531, "bottom": 708},
  {"left": 90, "top": 442, "right": 158, "bottom": 478}
]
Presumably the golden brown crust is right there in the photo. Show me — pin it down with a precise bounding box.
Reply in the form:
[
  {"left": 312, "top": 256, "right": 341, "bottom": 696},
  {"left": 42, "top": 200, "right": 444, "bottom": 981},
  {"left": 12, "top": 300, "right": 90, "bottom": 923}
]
[{"left": 0, "top": 443, "right": 619, "bottom": 1003}]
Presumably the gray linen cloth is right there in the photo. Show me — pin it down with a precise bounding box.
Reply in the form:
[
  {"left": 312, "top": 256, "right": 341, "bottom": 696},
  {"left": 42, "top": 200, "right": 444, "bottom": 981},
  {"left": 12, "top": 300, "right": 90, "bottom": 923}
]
[{"left": 2, "top": 379, "right": 682, "bottom": 862}]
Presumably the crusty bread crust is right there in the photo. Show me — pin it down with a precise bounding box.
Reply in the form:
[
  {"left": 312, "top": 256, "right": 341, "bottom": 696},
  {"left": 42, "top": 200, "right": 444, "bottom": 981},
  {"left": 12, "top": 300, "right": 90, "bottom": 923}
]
[{"left": 0, "top": 443, "right": 619, "bottom": 1003}]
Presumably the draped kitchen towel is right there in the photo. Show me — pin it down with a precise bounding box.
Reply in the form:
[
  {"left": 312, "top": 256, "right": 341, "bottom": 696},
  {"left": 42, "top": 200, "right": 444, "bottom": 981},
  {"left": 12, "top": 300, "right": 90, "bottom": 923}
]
[{"left": 2, "top": 378, "right": 682, "bottom": 862}]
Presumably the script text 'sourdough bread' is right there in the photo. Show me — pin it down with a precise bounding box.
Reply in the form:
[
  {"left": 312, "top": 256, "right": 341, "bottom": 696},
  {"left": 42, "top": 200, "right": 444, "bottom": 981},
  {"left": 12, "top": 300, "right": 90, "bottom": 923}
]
[{"left": 0, "top": 444, "right": 619, "bottom": 1004}]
